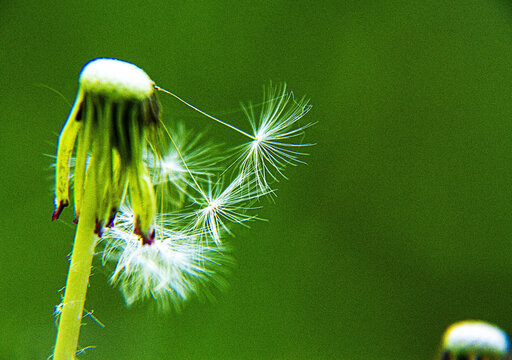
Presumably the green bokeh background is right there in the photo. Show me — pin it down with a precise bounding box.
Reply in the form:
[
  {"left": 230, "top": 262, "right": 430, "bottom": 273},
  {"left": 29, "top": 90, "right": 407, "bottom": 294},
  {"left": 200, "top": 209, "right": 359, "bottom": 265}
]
[{"left": 2, "top": 1, "right": 512, "bottom": 359}]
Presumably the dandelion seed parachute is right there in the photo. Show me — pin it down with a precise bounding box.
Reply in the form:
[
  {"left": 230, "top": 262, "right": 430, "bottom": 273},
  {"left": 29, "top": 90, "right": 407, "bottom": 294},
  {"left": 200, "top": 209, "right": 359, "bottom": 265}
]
[
  {"left": 236, "top": 83, "right": 314, "bottom": 192},
  {"left": 145, "top": 122, "right": 222, "bottom": 209},
  {"left": 192, "top": 174, "right": 270, "bottom": 244}
]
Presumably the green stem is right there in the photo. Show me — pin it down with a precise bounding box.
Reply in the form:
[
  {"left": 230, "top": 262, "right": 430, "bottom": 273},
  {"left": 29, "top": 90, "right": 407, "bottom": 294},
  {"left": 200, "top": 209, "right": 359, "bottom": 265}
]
[{"left": 54, "top": 158, "right": 99, "bottom": 360}]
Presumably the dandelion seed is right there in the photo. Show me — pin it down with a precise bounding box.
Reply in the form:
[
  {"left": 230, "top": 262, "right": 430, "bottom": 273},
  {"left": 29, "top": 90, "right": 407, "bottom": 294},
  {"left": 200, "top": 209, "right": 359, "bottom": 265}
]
[
  {"left": 236, "top": 83, "right": 314, "bottom": 192},
  {"left": 151, "top": 82, "right": 314, "bottom": 193},
  {"left": 190, "top": 174, "right": 269, "bottom": 244},
  {"left": 145, "top": 122, "right": 222, "bottom": 208},
  {"left": 102, "top": 205, "right": 230, "bottom": 309}
]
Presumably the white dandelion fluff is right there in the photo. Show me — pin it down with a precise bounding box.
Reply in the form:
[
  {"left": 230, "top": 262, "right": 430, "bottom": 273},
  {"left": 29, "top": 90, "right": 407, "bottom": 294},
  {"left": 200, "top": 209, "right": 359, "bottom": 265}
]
[
  {"left": 146, "top": 122, "right": 221, "bottom": 186},
  {"left": 145, "top": 122, "right": 222, "bottom": 209},
  {"left": 102, "top": 205, "right": 230, "bottom": 309},
  {"left": 236, "top": 83, "right": 314, "bottom": 192},
  {"left": 93, "top": 82, "right": 313, "bottom": 306},
  {"left": 191, "top": 174, "right": 269, "bottom": 244}
]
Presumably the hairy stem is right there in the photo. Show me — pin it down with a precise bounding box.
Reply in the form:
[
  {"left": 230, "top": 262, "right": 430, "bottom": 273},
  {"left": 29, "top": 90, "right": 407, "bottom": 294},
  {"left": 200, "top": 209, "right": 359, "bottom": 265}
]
[{"left": 54, "top": 157, "right": 99, "bottom": 360}]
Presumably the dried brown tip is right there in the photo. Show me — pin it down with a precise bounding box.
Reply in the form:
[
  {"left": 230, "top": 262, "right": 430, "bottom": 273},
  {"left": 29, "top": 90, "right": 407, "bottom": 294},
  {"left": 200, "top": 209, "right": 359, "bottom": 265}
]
[
  {"left": 52, "top": 200, "right": 69, "bottom": 221},
  {"left": 105, "top": 208, "right": 118, "bottom": 228},
  {"left": 141, "top": 229, "right": 156, "bottom": 246},
  {"left": 94, "top": 219, "right": 104, "bottom": 237},
  {"left": 134, "top": 223, "right": 155, "bottom": 246}
]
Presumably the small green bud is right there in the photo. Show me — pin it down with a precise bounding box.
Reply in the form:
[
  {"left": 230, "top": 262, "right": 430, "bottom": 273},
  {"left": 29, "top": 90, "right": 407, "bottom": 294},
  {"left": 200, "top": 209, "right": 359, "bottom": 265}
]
[{"left": 440, "top": 320, "right": 510, "bottom": 360}]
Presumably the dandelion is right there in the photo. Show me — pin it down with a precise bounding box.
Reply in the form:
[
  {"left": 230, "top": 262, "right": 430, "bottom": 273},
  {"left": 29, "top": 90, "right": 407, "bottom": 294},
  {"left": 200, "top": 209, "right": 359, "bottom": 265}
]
[
  {"left": 439, "top": 320, "right": 510, "bottom": 360},
  {"left": 51, "top": 57, "right": 313, "bottom": 358},
  {"left": 52, "top": 58, "right": 165, "bottom": 360}
]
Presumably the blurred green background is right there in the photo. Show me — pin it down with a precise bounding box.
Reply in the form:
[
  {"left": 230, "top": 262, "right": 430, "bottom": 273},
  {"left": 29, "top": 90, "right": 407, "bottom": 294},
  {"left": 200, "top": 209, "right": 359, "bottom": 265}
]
[{"left": 2, "top": 0, "right": 512, "bottom": 359}]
